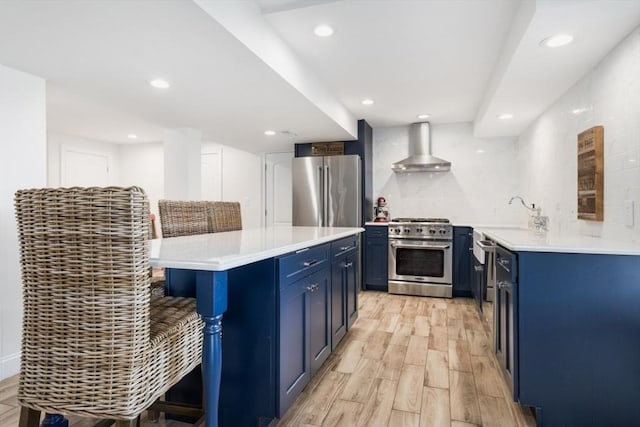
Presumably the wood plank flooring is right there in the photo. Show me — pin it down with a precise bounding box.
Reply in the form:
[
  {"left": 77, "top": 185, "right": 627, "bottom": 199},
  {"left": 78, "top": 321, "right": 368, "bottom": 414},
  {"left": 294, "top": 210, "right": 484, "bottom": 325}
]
[
  {"left": 276, "top": 291, "right": 536, "bottom": 427},
  {"left": 0, "top": 291, "right": 535, "bottom": 427}
]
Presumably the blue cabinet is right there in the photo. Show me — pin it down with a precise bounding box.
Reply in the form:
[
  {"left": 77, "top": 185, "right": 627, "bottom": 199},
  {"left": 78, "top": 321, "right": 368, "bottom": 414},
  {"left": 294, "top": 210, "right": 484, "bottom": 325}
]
[
  {"left": 330, "top": 235, "right": 359, "bottom": 349},
  {"left": 308, "top": 269, "right": 331, "bottom": 376},
  {"left": 453, "top": 226, "right": 473, "bottom": 297},
  {"left": 279, "top": 266, "right": 331, "bottom": 416},
  {"left": 364, "top": 225, "right": 388, "bottom": 291},
  {"left": 278, "top": 244, "right": 331, "bottom": 417}
]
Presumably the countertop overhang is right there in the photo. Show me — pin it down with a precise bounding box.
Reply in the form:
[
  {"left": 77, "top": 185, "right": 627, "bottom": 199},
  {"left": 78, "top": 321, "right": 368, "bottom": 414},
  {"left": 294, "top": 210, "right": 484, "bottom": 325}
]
[{"left": 150, "top": 226, "right": 364, "bottom": 271}]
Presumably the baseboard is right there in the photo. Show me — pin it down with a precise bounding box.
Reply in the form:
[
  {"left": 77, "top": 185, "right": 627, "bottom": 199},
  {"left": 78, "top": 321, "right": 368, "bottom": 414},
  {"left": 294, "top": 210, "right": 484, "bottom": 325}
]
[{"left": 1, "top": 351, "right": 21, "bottom": 381}]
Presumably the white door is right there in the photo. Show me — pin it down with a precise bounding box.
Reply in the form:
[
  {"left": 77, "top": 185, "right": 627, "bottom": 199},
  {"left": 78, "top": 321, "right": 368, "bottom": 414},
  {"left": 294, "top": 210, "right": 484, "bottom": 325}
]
[
  {"left": 61, "top": 148, "right": 110, "bottom": 187},
  {"left": 202, "top": 150, "right": 222, "bottom": 200},
  {"left": 265, "top": 152, "right": 293, "bottom": 226}
]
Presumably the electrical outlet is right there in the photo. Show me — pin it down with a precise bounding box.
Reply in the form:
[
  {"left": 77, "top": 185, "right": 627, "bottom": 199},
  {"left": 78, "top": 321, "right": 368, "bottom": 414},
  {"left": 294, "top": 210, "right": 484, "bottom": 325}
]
[{"left": 624, "top": 200, "right": 634, "bottom": 227}]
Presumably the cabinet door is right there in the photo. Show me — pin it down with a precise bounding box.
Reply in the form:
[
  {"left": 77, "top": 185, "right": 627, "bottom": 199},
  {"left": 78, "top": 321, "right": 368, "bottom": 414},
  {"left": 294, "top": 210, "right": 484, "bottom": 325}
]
[
  {"left": 309, "top": 268, "right": 331, "bottom": 376},
  {"left": 453, "top": 226, "right": 473, "bottom": 296},
  {"left": 279, "top": 278, "right": 310, "bottom": 416},
  {"left": 331, "top": 257, "right": 347, "bottom": 350},
  {"left": 346, "top": 251, "right": 359, "bottom": 329},
  {"left": 365, "top": 237, "right": 388, "bottom": 289}
]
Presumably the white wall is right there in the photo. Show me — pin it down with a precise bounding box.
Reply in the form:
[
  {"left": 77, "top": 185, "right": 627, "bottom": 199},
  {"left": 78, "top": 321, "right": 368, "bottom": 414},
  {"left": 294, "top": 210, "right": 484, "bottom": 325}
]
[
  {"left": 119, "top": 142, "right": 164, "bottom": 236},
  {"left": 48, "top": 132, "right": 120, "bottom": 187},
  {"left": 0, "top": 65, "right": 46, "bottom": 380},
  {"left": 517, "top": 26, "right": 640, "bottom": 242},
  {"left": 373, "top": 122, "right": 522, "bottom": 225}
]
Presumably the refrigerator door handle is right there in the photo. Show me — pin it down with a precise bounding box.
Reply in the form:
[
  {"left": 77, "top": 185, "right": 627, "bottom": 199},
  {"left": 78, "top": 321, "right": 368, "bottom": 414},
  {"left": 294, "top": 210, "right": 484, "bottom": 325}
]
[
  {"left": 317, "top": 165, "right": 324, "bottom": 227},
  {"left": 323, "top": 164, "right": 329, "bottom": 227}
]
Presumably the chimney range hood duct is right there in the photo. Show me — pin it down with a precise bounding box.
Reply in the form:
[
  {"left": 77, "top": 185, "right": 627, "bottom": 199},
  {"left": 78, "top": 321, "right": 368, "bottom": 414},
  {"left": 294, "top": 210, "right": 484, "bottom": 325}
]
[{"left": 392, "top": 122, "right": 451, "bottom": 172}]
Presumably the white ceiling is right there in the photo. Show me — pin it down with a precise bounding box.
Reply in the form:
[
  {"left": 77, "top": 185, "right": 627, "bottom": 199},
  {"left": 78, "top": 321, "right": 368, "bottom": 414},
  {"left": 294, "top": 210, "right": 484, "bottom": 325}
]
[{"left": 0, "top": 0, "right": 639, "bottom": 153}]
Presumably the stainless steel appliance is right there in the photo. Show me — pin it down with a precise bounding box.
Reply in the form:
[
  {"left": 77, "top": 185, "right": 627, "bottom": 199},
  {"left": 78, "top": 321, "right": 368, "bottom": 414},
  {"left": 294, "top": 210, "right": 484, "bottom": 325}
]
[
  {"left": 388, "top": 218, "right": 452, "bottom": 298},
  {"left": 292, "top": 155, "right": 361, "bottom": 227},
  {"left": 473, "top": 231, "right": 496, "bottom": 347},
  {"left": 495, "top": 245, "right": 517, "bottom": 396}
]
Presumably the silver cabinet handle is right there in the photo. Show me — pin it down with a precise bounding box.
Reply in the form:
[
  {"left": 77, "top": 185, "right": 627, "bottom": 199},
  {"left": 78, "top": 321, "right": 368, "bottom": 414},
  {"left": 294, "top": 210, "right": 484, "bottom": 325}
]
[
  {"left": 345, "top": 261, "right": 353, "bottom": 268},
  {"left": 303, "top": 260, "right": 318, "bottom": 267},
  {"left": 497, "top": 280, "right": 512, "bottom": 291},
  {"left": 474, "top": 266, "right": 483, "bottom": 272},
  {"left": 340, "top": 246, "right": 353, "bottom": 251},
  {"left": 306, "top": 283, "right": 319, "bottom": 292}
]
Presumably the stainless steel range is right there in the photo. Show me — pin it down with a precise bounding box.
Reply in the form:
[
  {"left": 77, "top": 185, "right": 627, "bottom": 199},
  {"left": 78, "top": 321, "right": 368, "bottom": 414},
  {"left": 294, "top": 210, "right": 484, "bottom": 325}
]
[{"left": 388, "top": 218, "right": 453, "bottom": 298}]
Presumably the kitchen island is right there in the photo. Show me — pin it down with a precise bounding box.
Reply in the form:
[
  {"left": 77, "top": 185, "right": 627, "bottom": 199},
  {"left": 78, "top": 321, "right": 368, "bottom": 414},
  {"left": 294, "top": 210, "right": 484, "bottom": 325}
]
[
  {"left": 150, "top": 226, "right": 364, "bottom": 427},
  {"left": 476, "top": 227, "right": 640, "bottom": 426}
]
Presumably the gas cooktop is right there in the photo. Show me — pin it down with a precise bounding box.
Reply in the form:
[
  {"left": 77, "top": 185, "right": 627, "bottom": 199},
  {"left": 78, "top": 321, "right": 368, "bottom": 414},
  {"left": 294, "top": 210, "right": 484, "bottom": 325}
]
[{"left": 390, "top": 217, "right": 450, "bottom": 223}]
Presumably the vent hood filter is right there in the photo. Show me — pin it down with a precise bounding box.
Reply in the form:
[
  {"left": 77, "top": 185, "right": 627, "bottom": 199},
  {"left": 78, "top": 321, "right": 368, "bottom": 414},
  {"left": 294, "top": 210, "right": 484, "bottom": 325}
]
[{"left": 392, "top": 122, "right": 451, "bottom": 172}]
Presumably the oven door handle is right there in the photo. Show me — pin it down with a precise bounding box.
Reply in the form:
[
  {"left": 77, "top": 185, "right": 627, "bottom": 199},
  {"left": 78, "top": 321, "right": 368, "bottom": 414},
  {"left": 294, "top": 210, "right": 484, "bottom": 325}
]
[{"left": 390, "top": 243, "right": 451, "bottom": 250}]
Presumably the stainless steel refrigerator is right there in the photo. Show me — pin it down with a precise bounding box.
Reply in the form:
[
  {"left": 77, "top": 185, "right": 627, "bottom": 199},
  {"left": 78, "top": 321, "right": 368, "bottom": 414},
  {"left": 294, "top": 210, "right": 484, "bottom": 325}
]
[{"left": 292, "top": 155, "right": 361, "bottom": 227}]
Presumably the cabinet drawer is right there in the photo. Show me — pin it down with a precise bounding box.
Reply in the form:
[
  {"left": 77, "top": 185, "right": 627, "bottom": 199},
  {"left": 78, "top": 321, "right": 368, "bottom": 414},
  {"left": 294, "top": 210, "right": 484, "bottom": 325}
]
[
  {"left": 365, "top": 225, "right": 387, "bottom": 238},
  {"left": 279, "top": 244, "right": 329, "bottom": 288},
  {"left": 331, "top": 235, "right": 358, "bottom": 259}
]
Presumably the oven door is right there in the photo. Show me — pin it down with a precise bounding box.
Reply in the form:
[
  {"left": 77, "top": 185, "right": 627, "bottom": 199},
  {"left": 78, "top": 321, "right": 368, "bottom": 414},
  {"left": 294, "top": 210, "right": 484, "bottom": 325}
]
[{"left": 389, "top": 239, "right": 452, "bottom": 284}]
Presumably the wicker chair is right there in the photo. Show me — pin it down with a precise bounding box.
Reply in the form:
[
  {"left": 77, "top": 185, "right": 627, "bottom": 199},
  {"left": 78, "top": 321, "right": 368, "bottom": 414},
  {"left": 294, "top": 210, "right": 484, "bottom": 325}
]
[
  {"left": 158, "top": 200, "right": 209, "bottom": 238},
  {"left": 14, "top": 187, "right": 203, "bottom": 426},
  {"left": 207, "top": 201, "right": 242, "bottom": 233}
]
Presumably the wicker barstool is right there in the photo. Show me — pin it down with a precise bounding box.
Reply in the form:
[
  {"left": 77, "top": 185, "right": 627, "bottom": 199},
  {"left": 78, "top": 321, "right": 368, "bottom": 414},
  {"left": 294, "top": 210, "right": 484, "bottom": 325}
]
[
  {"left": 158, "top": 200, "right": 209, "bottom": 238},
  {"left": 14, "top": 187, "right": 203, "bottom": 426},
  {"left": 207, "top": 201, "right": 242, "bottom": 233}
]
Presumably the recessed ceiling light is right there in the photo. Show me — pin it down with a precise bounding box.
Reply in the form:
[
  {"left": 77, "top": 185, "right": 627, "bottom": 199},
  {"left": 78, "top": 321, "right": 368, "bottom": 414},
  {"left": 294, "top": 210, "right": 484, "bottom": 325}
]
[
  {"left": 572, "top": 107, "right": 587, "bottom": 115},
  {"left": 264, "top": 130, "right": 276, "bottom": 136},
  {"left": 497, "top": 113, "right": 513, "bottom": 120},
  {"left": 541, "top": 34, "right": 573, "bottom": 48},
  {"left": 127, "top": 134, "right": 137, "bottom": 139},
  {"left": 361, "top": 99, "right": 374, "bottom": 106},
  {"left": 476, "top": 149, "right": 485, "bottom": 154},
  {"left": 314, "top": 24, "right": 334, "bottom": 37},
  {"left": 149, "top": 78, "right": 170, "bottom": 89},
  {"left": 417, "top": 114, "right": 430, "bottom": 120}
]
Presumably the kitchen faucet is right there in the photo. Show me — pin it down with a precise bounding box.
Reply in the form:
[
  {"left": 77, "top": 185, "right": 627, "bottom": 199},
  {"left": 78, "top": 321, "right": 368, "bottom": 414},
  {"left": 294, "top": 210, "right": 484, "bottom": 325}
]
[
  {"left": 509, "top": 196, "right": 548, "bottom": 233},
  {"left": 508, "top": 196, "right": 540, "bottom": 215}
]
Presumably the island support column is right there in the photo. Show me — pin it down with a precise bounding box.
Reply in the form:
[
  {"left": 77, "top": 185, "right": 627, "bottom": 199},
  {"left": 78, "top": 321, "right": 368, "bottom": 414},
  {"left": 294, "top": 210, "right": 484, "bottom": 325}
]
[{"left": 196, "top": 271, "right": 228, "bottom": 427}]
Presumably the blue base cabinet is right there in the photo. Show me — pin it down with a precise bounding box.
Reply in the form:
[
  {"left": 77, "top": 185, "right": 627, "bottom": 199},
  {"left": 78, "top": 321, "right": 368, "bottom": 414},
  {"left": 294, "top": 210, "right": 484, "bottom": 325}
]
[
  {"left": 278, "top": 237, "right": 360, "bottom": 417},
  {"left": 364, "top": 225, "right": 388, "bottom": 291},
  {"left": 501, "top": 250, "right": 640, "bottom": 426},
  {"left": 331, "top": 236, "right": 359, "bottom": 349},
  {"left": 453, "top": 226, "right": 473, "bottom": 297},
  {"left": 164, "top": 236, "right": 361, "bottom": 424}
]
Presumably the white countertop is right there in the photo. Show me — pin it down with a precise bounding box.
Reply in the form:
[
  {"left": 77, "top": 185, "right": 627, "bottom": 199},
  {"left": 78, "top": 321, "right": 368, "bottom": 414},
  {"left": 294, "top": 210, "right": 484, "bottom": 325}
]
[
  {"left": 476, "top": 226, "right": 640, "bottom": 256},
  {"left": 150, "top": 226, "right": 364, "bottom": 271}
]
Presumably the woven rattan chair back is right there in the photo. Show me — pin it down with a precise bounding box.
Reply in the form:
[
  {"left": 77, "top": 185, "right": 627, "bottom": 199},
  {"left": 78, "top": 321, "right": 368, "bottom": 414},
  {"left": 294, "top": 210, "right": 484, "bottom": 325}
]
[
  {"left": 158, "top": 200, "right": 209, "bottom": 238},
  {"left": 207, "top": 201, "right": 242, "bottom": 233},
  {"left": 14, "top": 187, "right": 203, "bottom": 422}
]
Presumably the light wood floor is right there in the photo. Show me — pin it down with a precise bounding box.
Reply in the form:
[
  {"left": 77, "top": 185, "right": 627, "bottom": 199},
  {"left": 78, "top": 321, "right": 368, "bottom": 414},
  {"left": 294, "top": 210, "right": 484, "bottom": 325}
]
[
  {"left": 276, "top": 291, "right": 536, "bottom": 427},
  {"left": 0, "top": 291, "right": 535, "bottom": 427}
]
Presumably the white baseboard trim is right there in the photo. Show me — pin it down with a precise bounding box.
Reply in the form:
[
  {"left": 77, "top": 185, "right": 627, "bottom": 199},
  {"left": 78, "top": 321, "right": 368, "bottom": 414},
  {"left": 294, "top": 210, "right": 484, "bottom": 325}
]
[{"left": 1, "top": 351, "right": 21, "bottom": 381}]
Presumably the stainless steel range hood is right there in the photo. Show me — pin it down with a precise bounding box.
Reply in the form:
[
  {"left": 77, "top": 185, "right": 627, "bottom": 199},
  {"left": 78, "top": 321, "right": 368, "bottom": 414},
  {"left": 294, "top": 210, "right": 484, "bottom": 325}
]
[{"left": 392, "top": 122, "right": 451, "bottom": 172}]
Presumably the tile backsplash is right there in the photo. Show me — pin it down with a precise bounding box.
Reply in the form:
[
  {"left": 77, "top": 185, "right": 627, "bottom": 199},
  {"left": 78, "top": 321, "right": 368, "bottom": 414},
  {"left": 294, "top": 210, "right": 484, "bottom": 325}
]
[
  {"left": 373, "top": 25, "right": 640, "bottom": 243},
  {"left": 373, "top": 122, "right": 522, "bottom": 226},
  {"left": 517, "top": 26, "right": 640, "bottom": 243}
]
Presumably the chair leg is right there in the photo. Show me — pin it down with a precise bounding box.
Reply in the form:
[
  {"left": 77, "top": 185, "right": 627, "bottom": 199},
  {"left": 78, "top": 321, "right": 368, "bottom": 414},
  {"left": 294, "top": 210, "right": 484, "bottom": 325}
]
[
  {"left": 18, "top": 407, "right": 41, "bottom": 427},
  {"left": 115, "top": 419, "right": 138, "bottom": 427}
]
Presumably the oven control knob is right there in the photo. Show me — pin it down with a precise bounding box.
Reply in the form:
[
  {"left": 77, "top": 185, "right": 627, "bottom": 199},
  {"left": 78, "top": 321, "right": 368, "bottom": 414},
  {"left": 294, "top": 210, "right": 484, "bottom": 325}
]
[
  {"left": 429, "top": 229, "right": 435, "bottom": 234},
  {"left": 439, "top": 229, "right": 446, "bottom": 234},
  {"left": 416, "top": 228, "right": 422, "bottom": 233},
  {"left": 404, "top": 229, "right": 410, "bottom": 233}
]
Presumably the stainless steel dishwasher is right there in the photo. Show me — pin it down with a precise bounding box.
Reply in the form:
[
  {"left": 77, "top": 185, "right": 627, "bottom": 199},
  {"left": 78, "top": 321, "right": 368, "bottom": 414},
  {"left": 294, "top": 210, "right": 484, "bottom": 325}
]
[{"left": 495, "top": 245, "right": 517, "bottom": 398}]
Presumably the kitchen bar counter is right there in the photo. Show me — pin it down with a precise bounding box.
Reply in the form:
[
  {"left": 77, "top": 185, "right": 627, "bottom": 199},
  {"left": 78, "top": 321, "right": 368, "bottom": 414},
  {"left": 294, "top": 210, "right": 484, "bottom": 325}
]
[
  {"left": 477, "top": 226, "right": 640, "bottom": 256},
  {"left": 149, "top": 226, "right": 363, "bottom": 427}
]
